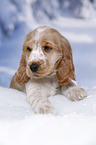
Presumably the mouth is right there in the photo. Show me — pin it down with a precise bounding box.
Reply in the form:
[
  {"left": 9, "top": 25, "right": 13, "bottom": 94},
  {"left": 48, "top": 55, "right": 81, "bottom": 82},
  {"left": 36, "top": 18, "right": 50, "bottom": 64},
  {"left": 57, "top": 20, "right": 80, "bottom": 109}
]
[
  {"left": 32, "top": 72, "right": 49, "bottom": 78},
  {"left": 31, "top": 69, "right": 57, "bottom": 79},
  {"left": 32, "top": 72, "right": 43, "bottom": 78}
]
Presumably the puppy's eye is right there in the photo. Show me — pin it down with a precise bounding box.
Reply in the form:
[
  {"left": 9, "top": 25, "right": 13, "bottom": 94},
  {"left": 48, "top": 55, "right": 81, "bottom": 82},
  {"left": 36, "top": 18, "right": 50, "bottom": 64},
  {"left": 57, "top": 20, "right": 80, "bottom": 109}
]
[
  {"left": 27, "top": 47, "right": 32, "bottom": 52},
  {"left": 44, "top": 46, "right": 52, "bottom": 52}
]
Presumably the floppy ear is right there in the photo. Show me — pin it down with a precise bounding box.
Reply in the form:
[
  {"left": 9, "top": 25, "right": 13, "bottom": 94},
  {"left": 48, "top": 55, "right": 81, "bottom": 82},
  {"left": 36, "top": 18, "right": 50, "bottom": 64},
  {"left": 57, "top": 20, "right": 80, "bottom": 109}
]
[
  {"left": 15, "top": 53, "right": 30, "bottom": 85},
  {"left": 56, "top": 37, "right": 76, "bottom": 86}
]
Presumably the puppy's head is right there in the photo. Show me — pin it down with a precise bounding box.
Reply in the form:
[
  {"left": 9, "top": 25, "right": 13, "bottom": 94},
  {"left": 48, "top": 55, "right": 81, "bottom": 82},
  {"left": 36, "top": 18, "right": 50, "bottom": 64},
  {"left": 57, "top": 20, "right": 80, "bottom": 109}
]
[{"left": 16, "top": 25, "right": 75, "bottom": 85}]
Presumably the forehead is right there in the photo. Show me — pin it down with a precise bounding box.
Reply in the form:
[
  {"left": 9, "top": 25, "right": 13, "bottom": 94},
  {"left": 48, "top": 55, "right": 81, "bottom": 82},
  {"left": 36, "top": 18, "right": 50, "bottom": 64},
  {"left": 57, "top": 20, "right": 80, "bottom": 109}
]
[{"left": 25, "top": 26, "right": 61, "bottom": 45}]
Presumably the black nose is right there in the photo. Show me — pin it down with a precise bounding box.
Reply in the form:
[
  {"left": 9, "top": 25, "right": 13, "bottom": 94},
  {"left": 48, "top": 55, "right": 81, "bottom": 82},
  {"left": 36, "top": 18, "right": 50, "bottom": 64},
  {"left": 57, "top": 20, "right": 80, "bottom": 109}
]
[{"left": 30, "top": 63, "right": 39, "bottom": 72}]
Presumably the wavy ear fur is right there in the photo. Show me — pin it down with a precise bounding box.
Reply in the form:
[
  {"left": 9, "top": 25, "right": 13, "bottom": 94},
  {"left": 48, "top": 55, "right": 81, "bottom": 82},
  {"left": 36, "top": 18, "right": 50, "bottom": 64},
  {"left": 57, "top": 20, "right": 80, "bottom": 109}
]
[
  {"left": 15, "top": 53, "right": 30, "bottom": 85},
  {"left": 56, "top": 37, "right": 76, "bottom": 86}
]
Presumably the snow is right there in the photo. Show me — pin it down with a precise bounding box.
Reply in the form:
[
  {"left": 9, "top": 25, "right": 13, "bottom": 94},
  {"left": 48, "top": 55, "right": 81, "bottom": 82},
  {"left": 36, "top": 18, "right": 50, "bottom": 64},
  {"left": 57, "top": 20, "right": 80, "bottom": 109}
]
[
  {"left": 0, "top": 86, "right": 96, "bottom": 145},
  {"left": 80, "top": 0, "right": 96, "bottom": 18},
  {"left": 0, "top": 0, "right": 19, "bottom": 35},
  {"left": 0, "top": 0, "right": 96, "bottom": 144}
]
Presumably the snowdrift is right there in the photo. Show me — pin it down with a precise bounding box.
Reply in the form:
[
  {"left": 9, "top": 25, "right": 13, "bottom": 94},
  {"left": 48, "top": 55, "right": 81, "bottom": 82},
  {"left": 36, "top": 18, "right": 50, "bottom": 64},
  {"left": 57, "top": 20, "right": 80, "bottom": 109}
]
[{"left": 0, "top": 86, "right": 96, "bottom": 145}]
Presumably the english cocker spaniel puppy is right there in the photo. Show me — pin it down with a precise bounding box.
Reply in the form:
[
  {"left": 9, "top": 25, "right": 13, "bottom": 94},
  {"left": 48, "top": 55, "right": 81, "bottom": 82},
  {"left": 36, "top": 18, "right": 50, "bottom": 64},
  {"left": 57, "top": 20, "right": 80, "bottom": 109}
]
[{"left": 10, "top": 25, "right": 87, "bottom": 114}]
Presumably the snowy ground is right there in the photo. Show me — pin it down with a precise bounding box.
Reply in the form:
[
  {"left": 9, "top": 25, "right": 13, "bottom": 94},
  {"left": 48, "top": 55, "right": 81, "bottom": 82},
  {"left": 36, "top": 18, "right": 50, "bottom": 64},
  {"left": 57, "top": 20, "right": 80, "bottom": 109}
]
[
  {"left": 0, "top": 86, "right": 96, "bottom": 145},
  {"left": 0, "top": 14, "right": 96, "bottom": 145}
]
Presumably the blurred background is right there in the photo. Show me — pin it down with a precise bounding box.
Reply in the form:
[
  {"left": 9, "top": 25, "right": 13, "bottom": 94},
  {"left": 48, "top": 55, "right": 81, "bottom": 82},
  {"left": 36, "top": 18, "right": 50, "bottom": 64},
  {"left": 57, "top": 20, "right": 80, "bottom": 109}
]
[{"left": 0, "top": 0, "right": 96, "bottom": 88}]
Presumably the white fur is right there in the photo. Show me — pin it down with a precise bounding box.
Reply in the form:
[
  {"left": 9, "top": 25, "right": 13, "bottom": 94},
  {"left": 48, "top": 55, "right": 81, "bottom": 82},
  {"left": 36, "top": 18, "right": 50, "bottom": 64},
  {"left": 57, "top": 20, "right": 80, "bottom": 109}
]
[
  {"left": 25, "top": 75, "right": 87, "bottom": 113},
  {"left": 28, "top": 47, "right": 46, "bottom": 62},
  {"left": 69, "top": 78, "right": 77, "bottom": 85},
  {"left": 34, "top": 26, "right": 48, "bottom": 44},
  {"left": 37, "top": 26, "right": 48, "bottom": 33},
  {"left": 25, "top": 77, "right": 59, "bottom": 114},
  {"left": 28, "top": 27, "right": 48, "bottom": 63},
  {"left": 61, "top": 81, "right": 87, "bottom": 101}
]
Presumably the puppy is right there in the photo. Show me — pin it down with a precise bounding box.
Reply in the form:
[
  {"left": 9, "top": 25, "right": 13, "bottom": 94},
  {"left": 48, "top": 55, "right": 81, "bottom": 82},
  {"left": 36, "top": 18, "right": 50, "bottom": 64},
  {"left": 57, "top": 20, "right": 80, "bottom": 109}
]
[{"left": 10, "top": 25, "right": 87, "bottom": 114}]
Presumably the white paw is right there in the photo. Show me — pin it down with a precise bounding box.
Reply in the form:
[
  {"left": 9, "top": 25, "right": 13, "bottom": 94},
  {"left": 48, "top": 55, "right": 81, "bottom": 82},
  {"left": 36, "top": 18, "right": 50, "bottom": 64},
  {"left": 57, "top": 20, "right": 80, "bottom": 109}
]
[
  {"left": 32, "top": 98, "right": 56, "bottom": 115},
  {"left": 36, "top": 104, "right": 56, "bottom": 114},
  {"left": 67, "top": 87, "right": 87, "bottom": 101}
]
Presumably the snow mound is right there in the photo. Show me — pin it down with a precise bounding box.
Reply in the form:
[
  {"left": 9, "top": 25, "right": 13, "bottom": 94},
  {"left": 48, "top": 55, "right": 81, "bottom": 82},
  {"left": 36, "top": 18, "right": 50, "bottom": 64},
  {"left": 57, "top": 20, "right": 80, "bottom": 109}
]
[{"left": 0, "top": 86, "right": 96, "bottom": 145}]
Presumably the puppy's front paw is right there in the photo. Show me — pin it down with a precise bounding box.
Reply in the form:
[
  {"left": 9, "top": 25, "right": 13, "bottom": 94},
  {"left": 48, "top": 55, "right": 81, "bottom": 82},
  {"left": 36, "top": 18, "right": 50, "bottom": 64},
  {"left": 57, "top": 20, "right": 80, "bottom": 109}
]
[
  {"left": 37, "top": 105, "right": 56, "bottom": 115},
  {"left": 67, "top": 87, "right": 87, "bottom": 101},
  {"left": 34, "top": 99, "right": 56, "bottom": 115}
]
